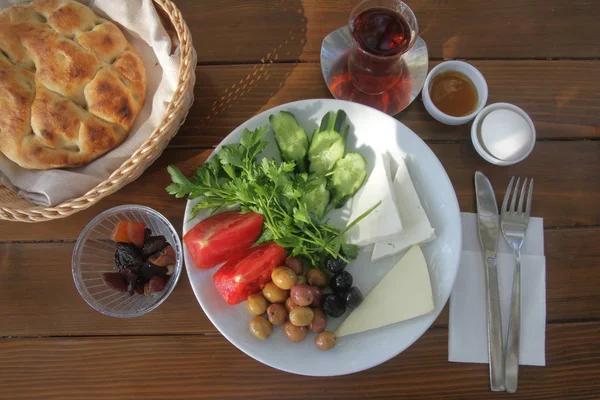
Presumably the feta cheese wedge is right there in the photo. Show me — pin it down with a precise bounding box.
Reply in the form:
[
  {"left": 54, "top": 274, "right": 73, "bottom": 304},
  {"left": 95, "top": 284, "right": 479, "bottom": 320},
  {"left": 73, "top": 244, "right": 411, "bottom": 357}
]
[
  {"left": 371, "top": 158, "right": 435, "bottom": 262},
  {"left": 345, "top": 153, "right": 403, "bottom": 246},
  {"left": 336, "top": 245, "right": 434, "bottom": 338}
]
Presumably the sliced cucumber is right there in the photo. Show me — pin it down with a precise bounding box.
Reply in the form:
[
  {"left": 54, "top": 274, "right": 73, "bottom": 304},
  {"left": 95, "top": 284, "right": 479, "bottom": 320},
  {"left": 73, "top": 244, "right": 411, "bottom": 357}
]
[
  {"left": 269, "top": 111, "right": 309, "bottom": 172},
  {"left": 308, "top": 131, "right": 345, "bottom": 176},
  {"left": 318, "top": 110, "right": 349, "bottom": 140},
  {"left": 330, "top": 152, "right": 368, "bottom": 208},
  {"left": 308, "top": 110, "right": 349, "bottom": 176},
  {"left": 302, "top": 175, "right": 330, "bottom": 220}
]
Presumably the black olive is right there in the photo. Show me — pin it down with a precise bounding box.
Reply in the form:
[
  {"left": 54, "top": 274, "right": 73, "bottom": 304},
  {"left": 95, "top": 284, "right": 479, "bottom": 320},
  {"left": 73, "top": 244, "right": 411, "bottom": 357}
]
[
  {"left": 141, "top": 235, "right": 168, "bottom": 259},
  {"left": 322, "top": 293, "right": 346, "bottom": 318},
  {"left": 139, "top": 261, "right": 167, "bottom": 280},
  {"left": 344, "top": 286, "right": 363, "bottom": 309},
  {"left": 329, "top": 271, "right": 353, "bottom": 293},
  {"left": 114, "top": 242, "right": 143, "bottom": 271},
  {"left": 324, "top": 255, "right": 347, "bottom": 274}
]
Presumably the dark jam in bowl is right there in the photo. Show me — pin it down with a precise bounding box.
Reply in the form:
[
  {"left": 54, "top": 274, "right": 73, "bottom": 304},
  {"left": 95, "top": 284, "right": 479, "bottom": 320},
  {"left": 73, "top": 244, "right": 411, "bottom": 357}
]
[{"left": 351, "top": 7, "right": 412, "bottom": 57}]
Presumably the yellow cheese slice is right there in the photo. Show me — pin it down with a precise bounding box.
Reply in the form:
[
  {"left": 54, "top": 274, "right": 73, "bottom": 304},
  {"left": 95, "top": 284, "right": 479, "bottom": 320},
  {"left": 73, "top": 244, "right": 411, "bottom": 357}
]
[{"left": 336, "top": 245, "right": 434, "bottom": 338}]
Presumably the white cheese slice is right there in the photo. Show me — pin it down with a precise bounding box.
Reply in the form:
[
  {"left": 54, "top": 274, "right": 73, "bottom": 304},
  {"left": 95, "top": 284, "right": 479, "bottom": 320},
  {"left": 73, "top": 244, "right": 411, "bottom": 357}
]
[
  {"left": 336, "top": 245, "right": 434, "bottom": 338},
  {"left": 345, "top": 153, "right": 403, "bottom": 246},
  {"left": 371, "top": 158, "right": 436, "bottom": 262}
]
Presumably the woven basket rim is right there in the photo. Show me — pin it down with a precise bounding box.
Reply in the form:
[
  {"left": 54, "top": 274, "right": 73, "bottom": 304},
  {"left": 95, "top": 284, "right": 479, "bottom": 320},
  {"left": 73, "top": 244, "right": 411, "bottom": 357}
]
[{"left": 0, "top": 0, "right": 196, "bottom": 223}]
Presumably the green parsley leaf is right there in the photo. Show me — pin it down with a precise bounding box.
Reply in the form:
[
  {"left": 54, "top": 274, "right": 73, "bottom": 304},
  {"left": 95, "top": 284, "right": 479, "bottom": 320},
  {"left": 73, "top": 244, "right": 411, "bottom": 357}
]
[{"left": 218, "top": 144, "right": 244, "bottom": 169}]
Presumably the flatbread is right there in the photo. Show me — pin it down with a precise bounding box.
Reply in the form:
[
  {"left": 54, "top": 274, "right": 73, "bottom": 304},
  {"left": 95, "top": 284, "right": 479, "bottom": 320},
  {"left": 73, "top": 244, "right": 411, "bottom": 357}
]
[{"left": 0, "top": 0, "right": 146, "bottom": 169}]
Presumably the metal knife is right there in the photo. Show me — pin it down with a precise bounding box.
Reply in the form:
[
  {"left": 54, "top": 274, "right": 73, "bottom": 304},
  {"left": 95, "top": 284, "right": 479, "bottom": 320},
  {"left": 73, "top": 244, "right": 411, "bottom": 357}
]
[{"left": 475, "top": 171, "right": 505, "bottom": 392}]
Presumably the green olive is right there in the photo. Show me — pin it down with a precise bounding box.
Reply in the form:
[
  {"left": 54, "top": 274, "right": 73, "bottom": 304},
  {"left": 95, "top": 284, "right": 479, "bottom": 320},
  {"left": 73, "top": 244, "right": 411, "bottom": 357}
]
[
  {"left": 307, "top": 268, "right": 328, "bottom": 287},
  {"left": 267, "top": 303, "right": 287, "bottom": 325},
  {"left": 283, "top": 321, "right": 307, "bottom": 342},
  {"left": 271, "top": 266, "right": 297, "bottom": 290},
  {"left": 285, "top": 297, "right": 300, "bottom": 313},
  {"left": 314, "top": 331, "right": 337, "bottom": 351},
  {"left": 246, "top": 294, "right": 268, "bottom": 316},
  {"left": 248, "top": 315, "right": 272, "bottom": 340},
  {"left": 289, "top": 306, "right": 314, "bottom": 327},
  {"left": 308, "top": 308, "right": 327, "bottom": 333},
  {"left": 262, "top": 282, "right": 288, "bottom": 303}
]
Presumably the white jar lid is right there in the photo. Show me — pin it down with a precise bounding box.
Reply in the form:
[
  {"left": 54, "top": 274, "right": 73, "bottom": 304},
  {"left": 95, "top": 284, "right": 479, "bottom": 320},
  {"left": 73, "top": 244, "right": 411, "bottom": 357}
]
[{"left": 471, "top": 103, "right": 536, "bottom": 166}]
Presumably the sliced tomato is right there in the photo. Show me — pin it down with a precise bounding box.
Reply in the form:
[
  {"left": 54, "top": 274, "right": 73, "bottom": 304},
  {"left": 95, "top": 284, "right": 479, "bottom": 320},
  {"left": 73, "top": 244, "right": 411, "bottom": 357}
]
[
  {"left": 183, "top": 211, "right": 264, "bottom": 270},
  {"left": 213, "top": 242, "right": 286, "bottom": 305},
  {"left": 111, "top": 221, "right": 146, "bottom": 248}
]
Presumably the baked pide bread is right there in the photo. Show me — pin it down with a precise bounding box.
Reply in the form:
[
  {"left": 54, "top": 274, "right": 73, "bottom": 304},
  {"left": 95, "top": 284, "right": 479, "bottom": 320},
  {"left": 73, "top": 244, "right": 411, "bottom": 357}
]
[{"left": 0, "top": 0, "right": 146, "bottom": 170}]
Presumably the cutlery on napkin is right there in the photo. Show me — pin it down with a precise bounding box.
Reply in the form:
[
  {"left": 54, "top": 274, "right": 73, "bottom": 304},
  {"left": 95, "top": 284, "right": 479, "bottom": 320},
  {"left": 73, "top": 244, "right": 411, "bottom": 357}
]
[{"left": 449, "top": 212, "right": 546, "bottom": 367}]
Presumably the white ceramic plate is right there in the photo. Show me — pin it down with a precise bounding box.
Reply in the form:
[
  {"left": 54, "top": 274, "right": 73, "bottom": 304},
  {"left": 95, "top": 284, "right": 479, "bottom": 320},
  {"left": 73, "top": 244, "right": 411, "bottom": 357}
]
[{"left": 183, "top": 99, "right": 461, "bottom": 376}]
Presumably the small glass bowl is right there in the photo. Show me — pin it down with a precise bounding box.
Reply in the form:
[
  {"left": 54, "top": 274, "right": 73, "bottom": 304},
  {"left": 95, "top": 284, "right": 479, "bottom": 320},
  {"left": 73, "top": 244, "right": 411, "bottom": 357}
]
[{"left": 72, "top": 205, "right": 183, "bottom": 318}]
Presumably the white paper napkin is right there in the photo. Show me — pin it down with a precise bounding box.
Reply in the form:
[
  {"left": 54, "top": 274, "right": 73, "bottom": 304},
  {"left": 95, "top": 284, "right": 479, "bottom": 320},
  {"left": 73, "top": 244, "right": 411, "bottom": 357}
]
[
  {"left": 449, "top": 212, "right": 546, "bottom": 366},
  {"left": 0, "top": 0, "right": 196, "bottom": 206}
]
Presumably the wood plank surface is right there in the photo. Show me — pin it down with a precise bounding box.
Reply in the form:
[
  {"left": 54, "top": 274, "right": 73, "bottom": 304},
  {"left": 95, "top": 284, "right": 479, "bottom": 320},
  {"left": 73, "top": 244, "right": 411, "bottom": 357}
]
[
  {"left": 174, "top": 61, "right": 600, "bottom": 148},
  {"left": 1, "top": 227, "right": 597, "bottom": 337},
  {"left": 2, "top": 0, "right": 600, "bottom": 397},
  {"left": 1, "top": 322, "right": 599, "bottom": 399},
  {"left": 174, "top": 0, "right": 600, "bottom": 62},
  {"left": 0, "top": 140, "right": 597, "bottom": 241}
]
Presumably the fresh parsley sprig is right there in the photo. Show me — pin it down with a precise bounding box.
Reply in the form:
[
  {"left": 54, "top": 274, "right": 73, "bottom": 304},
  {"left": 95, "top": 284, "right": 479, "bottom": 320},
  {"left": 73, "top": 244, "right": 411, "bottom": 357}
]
[{"left": 167, "top": 125, "right": 377, "bottom": 267}]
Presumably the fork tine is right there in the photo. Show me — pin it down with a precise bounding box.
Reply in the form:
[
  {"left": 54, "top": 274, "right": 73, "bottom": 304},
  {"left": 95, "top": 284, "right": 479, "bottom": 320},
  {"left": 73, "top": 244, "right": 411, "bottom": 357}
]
[
  {"left": 517, "top": 178, "right": 528, "bottom": 213},
  {"left": 510, "top": 177, "right": 521, "bottom": 213},
  {"left": 525, "top": 178, "right": 534, "bottom": 217},
  {"left": 502, "top": 176, "right": 515, "bottom": 213}
]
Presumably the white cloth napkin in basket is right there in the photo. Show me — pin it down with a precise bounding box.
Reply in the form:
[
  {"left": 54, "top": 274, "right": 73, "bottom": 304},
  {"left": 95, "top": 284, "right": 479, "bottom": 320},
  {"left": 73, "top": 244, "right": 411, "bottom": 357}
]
[
  {"left": 449, "top": 212, "right": 546, "bottom": 366},
  {"left": 0, "top": 0, "right": 195, "bottom": 206}
]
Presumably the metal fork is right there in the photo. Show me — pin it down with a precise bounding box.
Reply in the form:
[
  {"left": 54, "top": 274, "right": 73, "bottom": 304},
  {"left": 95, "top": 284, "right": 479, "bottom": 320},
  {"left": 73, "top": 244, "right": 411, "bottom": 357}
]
[{"left": 501, "top": 177, "right": 534, "bottom": 393}]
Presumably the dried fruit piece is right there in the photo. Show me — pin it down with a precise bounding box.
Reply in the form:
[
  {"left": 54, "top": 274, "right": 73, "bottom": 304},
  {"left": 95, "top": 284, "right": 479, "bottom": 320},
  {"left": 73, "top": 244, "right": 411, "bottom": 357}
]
[
  {"left": 118, "top": 267, "right": 139, "bottom": 296},
  {"left": 148, "top": 246, "right": 176, "bottom": 267},
  {"left": 102, "top": 272, "right": 127, "bottom": 292},
  {"left": 111, "top": 221, "right": 146, "bottom": 248},
  {"left": 141, "top": 236, "right": 168, "bottom": 259},
  {"left": 149, "top": 276, "right": 167, "bottom": 293},
  {"left": 139, "top": 261, "right": 167, "bottom": 280},
  {"left": 114, "top": 243, "right": 143, "bottom": 271},
  {"left": 126, "top": 275, "right": 135, "bottom": 296},
  {"left": 135, "top": 281, "right": 146, "bottom": 295}
]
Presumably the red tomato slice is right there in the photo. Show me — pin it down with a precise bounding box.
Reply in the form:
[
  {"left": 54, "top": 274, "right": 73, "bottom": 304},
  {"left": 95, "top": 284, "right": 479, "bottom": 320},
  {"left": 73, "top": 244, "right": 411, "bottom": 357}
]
[
  {"left": 183, "top": 211, "right": 264, "bottom": 270},
  {"left": 111, "top": 221, "right": 146, "bottom": 248},
  {"left": 213, "top": 242, "right": 286, "bottom": 305}
]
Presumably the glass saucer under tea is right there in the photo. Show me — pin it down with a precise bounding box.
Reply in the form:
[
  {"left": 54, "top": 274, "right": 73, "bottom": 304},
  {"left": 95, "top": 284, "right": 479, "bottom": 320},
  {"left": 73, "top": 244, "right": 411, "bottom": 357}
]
[{"left": 321, "top": 26, "right": 428, "bottom": 116}]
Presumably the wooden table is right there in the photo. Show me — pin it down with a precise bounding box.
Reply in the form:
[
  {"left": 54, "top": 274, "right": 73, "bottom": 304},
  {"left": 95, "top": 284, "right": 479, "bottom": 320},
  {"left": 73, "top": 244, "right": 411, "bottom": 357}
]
[{"left": 1, "top": 0, "right": 599, "bottom": 398}]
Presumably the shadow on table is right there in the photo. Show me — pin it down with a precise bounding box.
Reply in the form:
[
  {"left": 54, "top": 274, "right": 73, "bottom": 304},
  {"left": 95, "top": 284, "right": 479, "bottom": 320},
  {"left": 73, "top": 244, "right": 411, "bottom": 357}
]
[{"left": 193, "top": 0, "right": 308, "bottom": 132}]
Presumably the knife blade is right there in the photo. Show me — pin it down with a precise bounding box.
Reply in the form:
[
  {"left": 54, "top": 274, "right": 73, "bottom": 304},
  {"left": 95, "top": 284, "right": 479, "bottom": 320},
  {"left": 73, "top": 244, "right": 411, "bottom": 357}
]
[{"left": 474, "top": 171, "right": 505, "bottom": 392}]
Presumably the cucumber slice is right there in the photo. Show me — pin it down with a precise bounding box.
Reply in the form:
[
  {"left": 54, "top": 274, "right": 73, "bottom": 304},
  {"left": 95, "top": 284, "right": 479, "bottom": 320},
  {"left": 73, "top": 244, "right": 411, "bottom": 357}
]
[
  {"left": 330, "top": 152, "right": 368, "bottom": 208},
  {"left": 269, "top": 111, "right": 309, "bottom": 172},
  {"left": 308, "top": 131, "right": 345, "bottom": 176},
  {"left": 318, "top": 110, "right": 348, "bottom": 139},
  {"left": 302, "top": 175, "right": 330, "bottom": 220},
  {"left": 308, "top": 110, "right": 349, "bottom": 176}
]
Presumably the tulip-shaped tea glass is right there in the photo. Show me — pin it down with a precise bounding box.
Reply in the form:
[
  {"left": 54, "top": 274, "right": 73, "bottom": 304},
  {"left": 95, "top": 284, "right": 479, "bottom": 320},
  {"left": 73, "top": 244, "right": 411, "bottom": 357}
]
[{"left": 348, "top": 0, "right": 419, "bottom": 95}]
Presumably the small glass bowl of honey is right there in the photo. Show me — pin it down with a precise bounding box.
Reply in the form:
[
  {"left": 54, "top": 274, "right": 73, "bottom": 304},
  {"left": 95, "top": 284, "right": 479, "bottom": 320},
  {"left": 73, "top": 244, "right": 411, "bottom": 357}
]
[{"left": 422, "top": 60, "right": 488, "bottom": 125}]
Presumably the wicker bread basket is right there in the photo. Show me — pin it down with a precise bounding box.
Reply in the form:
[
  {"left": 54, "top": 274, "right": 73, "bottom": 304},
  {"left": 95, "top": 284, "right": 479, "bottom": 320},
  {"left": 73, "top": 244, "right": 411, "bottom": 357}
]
[{"left": 0, "top": 0, "right": 196, "bottom": 223}]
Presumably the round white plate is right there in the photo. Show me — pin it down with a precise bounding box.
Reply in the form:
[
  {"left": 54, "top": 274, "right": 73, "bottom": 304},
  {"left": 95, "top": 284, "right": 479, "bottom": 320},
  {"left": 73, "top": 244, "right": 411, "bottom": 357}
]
[{"left": 183, "top": 99, "right": 462, "bottom": 376}]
